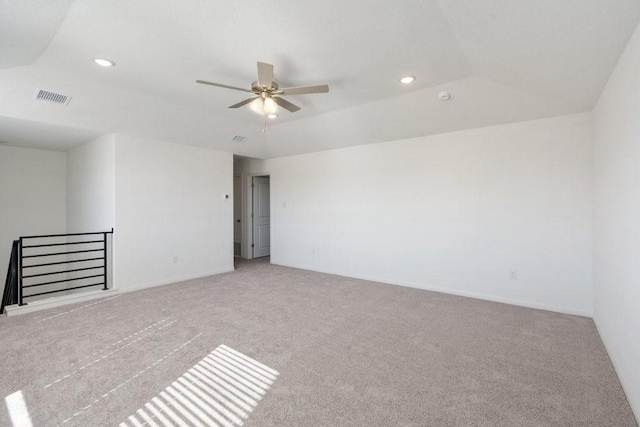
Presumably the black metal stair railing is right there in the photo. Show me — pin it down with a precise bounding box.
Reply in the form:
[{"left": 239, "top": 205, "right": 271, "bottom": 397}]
[
  {"left": 1, "top": 240, "right": 19, "bottom": 314},
  {"left": 1, "top": 229, "right": 114, "bottom": 313}
]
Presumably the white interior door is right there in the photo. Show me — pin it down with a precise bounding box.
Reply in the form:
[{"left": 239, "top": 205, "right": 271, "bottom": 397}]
[{"left": 252, "top": 176, "right": 270, "bottom": 258}]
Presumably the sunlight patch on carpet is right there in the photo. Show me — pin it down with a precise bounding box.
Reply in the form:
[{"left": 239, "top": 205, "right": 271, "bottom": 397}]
[
  {"left": 5, "top": 391, "right": 33, "bottom": 427},
  {"left": 37, "top": 295, "right": 121, "bottom": 322},
  {"left": 59, "top": 334, "right": 201, "bottom": 425},
  {"left": 119, "top": 344, "right": 279, "bottom": 427},
  {"left": 43, "top": 319, "right": 177, "bottom": 389}
]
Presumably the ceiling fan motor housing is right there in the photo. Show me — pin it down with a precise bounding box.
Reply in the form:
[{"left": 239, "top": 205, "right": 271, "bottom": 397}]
[{"left": 252, "top": 81, "right": 279, "bottom": 92}]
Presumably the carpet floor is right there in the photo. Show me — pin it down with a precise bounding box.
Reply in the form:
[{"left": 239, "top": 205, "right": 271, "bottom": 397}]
[{"left": 0, "top": 258, "right": 636, "bottom": 426}]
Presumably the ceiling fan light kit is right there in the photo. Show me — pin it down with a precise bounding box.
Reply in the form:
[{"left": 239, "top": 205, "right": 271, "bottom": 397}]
[
  {"left": 250, "top": 94, "right": 278, "bottom": 116},
  {"left": 197, "top": 62, "right": 329, "bottom": 118}
]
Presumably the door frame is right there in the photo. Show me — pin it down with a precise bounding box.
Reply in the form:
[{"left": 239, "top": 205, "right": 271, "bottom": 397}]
[
  {"left": 251, "top": 176, "right": 270, "bottom": 258},
  {"left": 240, "top": 172, "right": 270, "bottom": 259},
  {"left": 233, "top": 174, "right": 242, "bottom": 257}
]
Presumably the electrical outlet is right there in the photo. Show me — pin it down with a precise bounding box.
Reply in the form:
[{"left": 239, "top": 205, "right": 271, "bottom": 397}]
[
  {"left": 510, "top": 270, "right": 518, "bottom": 280},
  {"left": 172, "top": 256, "right": 179, "bottom": 264}
]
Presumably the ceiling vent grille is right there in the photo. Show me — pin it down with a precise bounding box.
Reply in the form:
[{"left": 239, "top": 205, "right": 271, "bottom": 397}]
[
  {"left": 34, "top": 89, "right": 72, "bottom": 106},
  {"left": 231, "top": 135, "right": 248, "bottom": 143}
]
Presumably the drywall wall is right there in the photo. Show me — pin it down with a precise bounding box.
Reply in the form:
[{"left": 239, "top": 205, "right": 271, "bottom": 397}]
[
  {"left": 593, "top": 22, "right": 640, "bottom": 420},
  {"left": 251, "top": 113, "right": 594, "bottom": 315},
  {"left": 113, "top": 135, "right": 233, "bottom": 291},
  {"left": 66, "top": 134, "right": 115, "bottom": 290},
  {"left": 66, "top": 134, "right": 115, "bottom": 232},
  {"left": 0, "top": 145, "right": 66, "bottom": 285}
]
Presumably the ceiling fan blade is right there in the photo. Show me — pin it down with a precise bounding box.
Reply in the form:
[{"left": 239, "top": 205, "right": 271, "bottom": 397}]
[
  {"left": 273, "top": 96, "right": 301, "bottom": 112},
  {"left": 257, "top": 62, "right": 274, "bottom": 88},
  {"left": 228, "top": 97, "right": 257, "bottom": 108},
  {"left": 196, "top": 80, "right": 252, "bottom": 93},
  {"left": 278, "top": 84, "right": 329, "bottom": 96}
]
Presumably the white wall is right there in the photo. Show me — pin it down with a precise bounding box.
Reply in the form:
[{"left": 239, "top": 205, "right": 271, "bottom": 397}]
[
  {"left": 66, "top": 134, "right": 116, "bottom": 291},
  {"left": 593, "top": 22, "right": 640, "bottom": 419},
  {"left": 0, "top": 145, "right": 66, "bottom": 285},
  {"left": 114, "top": 135, "right": 233, "bottom": 291},
  {"left": 246, "top": 113, "right": 594, "bottom": 315},
  {"left": 66, "top": 134, "right": 115, "bottom": 232}
]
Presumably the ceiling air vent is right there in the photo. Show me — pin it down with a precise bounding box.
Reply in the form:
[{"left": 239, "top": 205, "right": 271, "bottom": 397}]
[
  {"left": 34, "top": 89, "right": 72, "bottom": 106},
  {"left": 231, "top": 135, "right": 248, "bottom": 143}
]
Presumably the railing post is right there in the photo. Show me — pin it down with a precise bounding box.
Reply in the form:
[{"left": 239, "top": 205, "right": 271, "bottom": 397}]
[
  {"left": 18, "top": 238, "right": 24, "bottom": 306},
  {"left": 103, "top": 232, "right": 108, "bottom": 291}
]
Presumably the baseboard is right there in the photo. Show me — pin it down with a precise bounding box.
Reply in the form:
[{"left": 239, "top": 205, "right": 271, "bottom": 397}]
[
  {"left": 4, "top": 289, "right": 120, "bottom": 316},
  {"left": 593, "top": 317, "right": 640, "bottom": 423},
  {"left": 115, "top": 267, "right": 235, "bottom": 294},
  {"left": 271, "top": 261, "right": 593, "bottom": 318}
]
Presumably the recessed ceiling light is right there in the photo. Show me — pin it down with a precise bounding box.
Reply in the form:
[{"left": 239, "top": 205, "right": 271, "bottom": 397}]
[
  {"left": 267, "top": 113, "right": 278, "bottom": 119},
  {"left": 93, "top": 58, "right": 116, "bottom": 67},
  {"left": 400, "top": 76, "right": 415, "bottom": 84}
]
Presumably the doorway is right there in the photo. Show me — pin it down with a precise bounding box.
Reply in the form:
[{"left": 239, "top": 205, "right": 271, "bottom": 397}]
[
  {"left": 233, "top": 175, "right": 242, "bottom": 257},
  {"left": 252, "top": 176, "right": 270, "bottom": 258}
]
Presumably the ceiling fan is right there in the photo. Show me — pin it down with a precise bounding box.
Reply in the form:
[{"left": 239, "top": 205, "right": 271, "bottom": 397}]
[{"left": 196, "top": 62, "right": 329, "bottom": 118}]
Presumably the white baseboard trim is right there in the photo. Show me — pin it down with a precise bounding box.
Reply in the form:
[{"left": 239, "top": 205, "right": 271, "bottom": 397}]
[
  {"left": 271, "top": 261, "right": 592, "bottom": 318},
  {"left": 4, "top": 289, "right": 119, "bottom": 317},
  {"left": 593, "top": 318, "right": 640, "bottom": 422},
  {"left": 115, "top": 267, "right": 235, "bottom": 294}
]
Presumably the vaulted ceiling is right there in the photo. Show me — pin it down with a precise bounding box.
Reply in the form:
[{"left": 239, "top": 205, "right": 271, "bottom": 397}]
[{"left": 1, "top": 0, "right": 639, "bottom": 158}]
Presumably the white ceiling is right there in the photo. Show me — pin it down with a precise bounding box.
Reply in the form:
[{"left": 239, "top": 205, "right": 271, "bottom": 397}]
[
  {"left": 0, "top": 0, "right": 638, "bottom": 158},
  {"left": 0, "top": 115, "right": 100, "bottom": 151}
]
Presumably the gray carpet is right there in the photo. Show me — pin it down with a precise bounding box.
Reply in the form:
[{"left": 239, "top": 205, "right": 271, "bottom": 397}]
[{"left": 0, "top": 258, "right": 636, "bottom": 426}]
